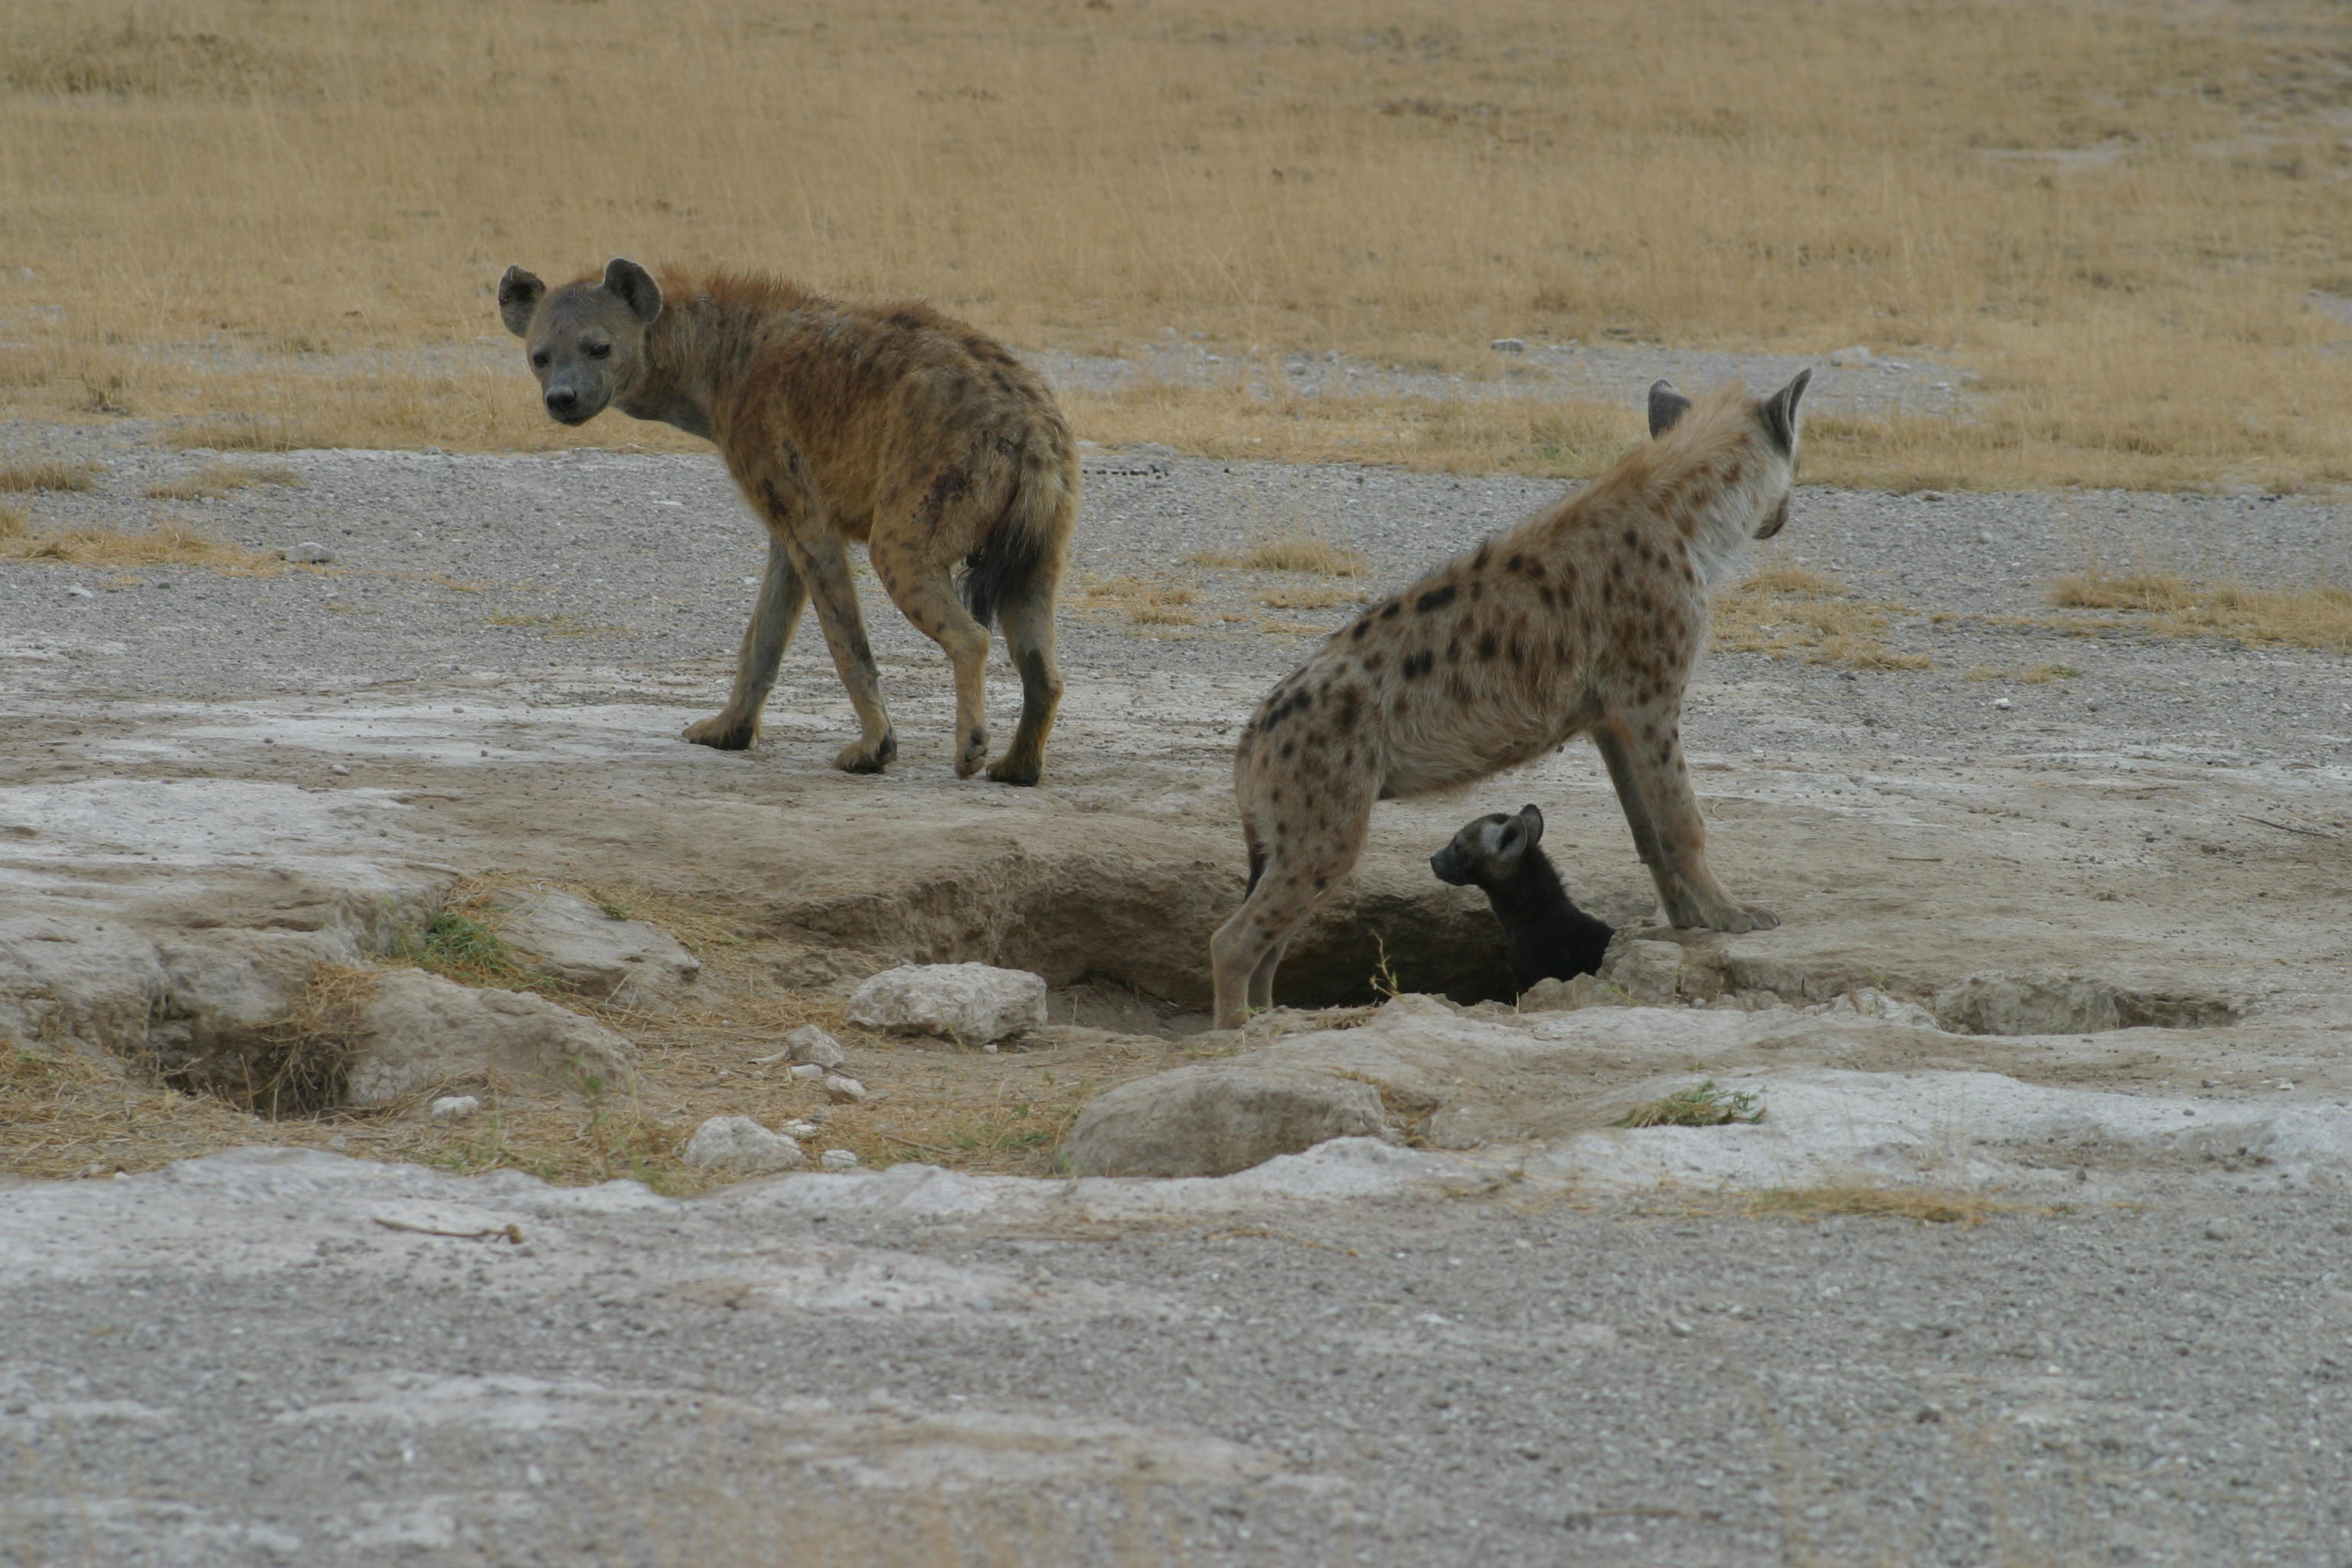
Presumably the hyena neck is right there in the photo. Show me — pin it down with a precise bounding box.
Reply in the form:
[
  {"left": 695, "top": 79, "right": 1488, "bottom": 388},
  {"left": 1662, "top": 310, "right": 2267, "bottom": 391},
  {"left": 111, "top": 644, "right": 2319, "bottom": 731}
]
[
  {"left": 1681, "top": 462, "right": 1785, "bottom": 594},
  {"left": 1481, "top": 848, "right": 1575, "bottom": 928},
  {"left": 627, "top": 281, "right": 799, "bottom": 441}
]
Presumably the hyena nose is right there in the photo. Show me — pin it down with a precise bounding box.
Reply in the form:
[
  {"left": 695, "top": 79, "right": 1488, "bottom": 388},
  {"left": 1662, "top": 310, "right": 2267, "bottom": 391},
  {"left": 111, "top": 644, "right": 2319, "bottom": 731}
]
[{"left": 544, "top": 387, "right": 579, "bottom": 416}]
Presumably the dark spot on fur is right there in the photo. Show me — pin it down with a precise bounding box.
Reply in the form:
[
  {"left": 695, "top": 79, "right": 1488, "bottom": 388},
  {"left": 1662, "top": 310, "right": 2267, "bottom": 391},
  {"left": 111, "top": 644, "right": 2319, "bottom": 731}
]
[
  {"left": 1509, "top": 639, "right": 1525, "bottom": 666},
  {"left": 1469, "top": 580, "right": 1484, "bottom": 603},
  {"left": 1506, "top": 552, "right": 1525, "bottom": 573},
  {"left": 1363, "top": 652, "right": 1384, "bottom": 672},
  {"left": 1416, "top": 585, "right": 1457, "bottom": 614},
  {"left": 1380, "top": 601, "right": 1402, "bottom": 620},
  {"left": 1537, "top": 585, "right": 1556, "bottom": 608},
  {"left": 1472, "top": 542, "right": 1491, "bottom": 570},
  {"left": 1477, "top": 632, "right": 1498, "bottom": 662},
  {"left": 1336, "top": 691, "right": 1361, "bottom": 732},
  {"left": 1622, "top": 528, "right": 1638, "bottom": 551},
  {"left": 1314, "top": 876, "right": 1328, "bottom": 890},
  {"left": 1351, "top": 619, "right": 1370, "bottom": 640},
  {"left": 1280, "top": 742, "right": 1295, "bottom": 760},
  {"left": 1446, "top": 637, "right": 1462, "bottom": 665},
  {"left": 1402, "top": 650, "right": 1434, "bottom": 680}
]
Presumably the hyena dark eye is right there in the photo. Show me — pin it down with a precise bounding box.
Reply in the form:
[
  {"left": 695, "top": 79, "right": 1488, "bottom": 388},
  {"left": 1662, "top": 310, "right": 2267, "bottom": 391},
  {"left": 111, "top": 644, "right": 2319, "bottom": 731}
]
[
  {"left": 530, "top": 351, "right": 550, "bottom": 368},
  {"left": 584, "top": 341, "right": 612, "bottom": 359}
]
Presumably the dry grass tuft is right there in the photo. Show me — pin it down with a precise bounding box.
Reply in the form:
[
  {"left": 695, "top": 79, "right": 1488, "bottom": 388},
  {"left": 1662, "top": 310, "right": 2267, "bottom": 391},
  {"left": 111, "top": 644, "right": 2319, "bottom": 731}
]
[
  {"left": 0, "top": 501, "right": 25, "bottom": 539},
  {"left": 1712, "top": 567, "right": 1932, "bottom": 671},
  {"left": 2050, "top": 571, "right": 2352, "bottom": 653},
  {"left": 485, "top": 610, "right": 635, "bottom": 638},
  {"left": 1254, "top": 583, "right": 1361, "bottom": 612},
  {"left": 0, "top": 459, "right": 100, "bottom": 493},
  {"left": 1070, "top": 574, "right": 1201, "bottom": 627},
  {"left": 1615, "top": 1080, "right": 1764, "bottom": 1129},
  {"left": 143, "top": 459, "right": 301, "bottom": 501},
  {"left": 0, "top": 515, "right": 283, "bottom": 573},
  {"left": 1743, "top": 1184, "right": 2020, "bottom": 1227}
]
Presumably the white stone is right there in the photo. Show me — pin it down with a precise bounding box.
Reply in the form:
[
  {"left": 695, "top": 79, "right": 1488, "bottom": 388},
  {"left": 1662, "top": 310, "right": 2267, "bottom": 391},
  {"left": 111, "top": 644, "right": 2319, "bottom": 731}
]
[
  {"left": 1992, "top": 697, "right": 2013, "bottom": 710},
  {"left": 345, "top": 969, "right": 639, "bottom": 1107},
  {"left": 682, "top": 1116, "right": 805, "bottom": 1174},
  {"left": 428, "top": 1094, "right": 480, "bottom": 1122},
  {"left": 845, "top": 962, "right": 1047, "bottom": 1045},
  {"left": 781, "top": 1119, "right": 822, "bottom": 1138},
  {"left": 1488, "top": 338, "right": 1526, "bottom": 354},
  {"left": 782, "top": 1024, "right": 845, "bottom": 1068},
  {"left": 789, "top": 1063, "right": 826, "bottom": 1081},
  {"left": 283, "top": 542, "right": 336, "bottom": 564},
  {"left": 1828, "top": 345, "right": 1873, "bottom": 368},
  {"left": 484, "top": 888, "right": 701, "bottom": 1007},
  {"left": 820, "top": 1148, "right": 861, "bottom": 1171},
  {"left": 822, "top": 1073, "right": 868, "bottom": 1104},
  {"left": 66, "top": 584, "right": 95, "bottom": 597}
]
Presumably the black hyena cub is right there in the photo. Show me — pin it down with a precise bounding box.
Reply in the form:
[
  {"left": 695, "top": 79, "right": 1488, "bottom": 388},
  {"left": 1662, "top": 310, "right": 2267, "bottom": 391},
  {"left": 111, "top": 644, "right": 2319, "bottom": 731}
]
[{"left": 1430, "top": 805, "right": 1615, "bottom": 995}]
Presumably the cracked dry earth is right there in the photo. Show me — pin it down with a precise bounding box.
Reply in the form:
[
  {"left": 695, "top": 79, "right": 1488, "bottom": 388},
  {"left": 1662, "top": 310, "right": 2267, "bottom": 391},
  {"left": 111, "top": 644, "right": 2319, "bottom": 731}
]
[{"left": 4, "top": 415, "right": 2352, "bottom": 1567}]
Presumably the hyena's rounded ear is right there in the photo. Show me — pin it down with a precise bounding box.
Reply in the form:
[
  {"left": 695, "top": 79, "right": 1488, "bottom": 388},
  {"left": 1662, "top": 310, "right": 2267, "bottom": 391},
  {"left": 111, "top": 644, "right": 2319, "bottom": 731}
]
[
  {"left": 1517, "top": 803, "right": 1546, "bottom": 845},
  {"left": 497, "top": 266, "right": 545, "bottom": 338},
  {"left": 1647, "top": 380, "right": 1692, "bottom": 439},
  {"left": 1759, "top": 368, "right": 1811, "bottom": 456},
  {"left": 603, "top": 257, "right": 664, "bottom": 325}
]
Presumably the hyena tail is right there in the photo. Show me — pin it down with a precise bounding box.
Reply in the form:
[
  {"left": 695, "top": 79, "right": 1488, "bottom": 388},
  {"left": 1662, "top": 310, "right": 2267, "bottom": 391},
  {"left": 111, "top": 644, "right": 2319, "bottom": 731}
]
[{"left": 959, "top": 436, "right": 1076, "bottom": 629}]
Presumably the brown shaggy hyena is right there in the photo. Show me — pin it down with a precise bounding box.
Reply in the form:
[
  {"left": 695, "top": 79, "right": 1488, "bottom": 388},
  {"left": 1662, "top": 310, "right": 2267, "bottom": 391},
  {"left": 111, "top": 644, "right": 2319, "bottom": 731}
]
[
  {"left": 1209, "top": 373, "right": 1809, "bottom": 1027},
  {"left": 497, "top": 257, "right": 1077, "bottom": 783}
]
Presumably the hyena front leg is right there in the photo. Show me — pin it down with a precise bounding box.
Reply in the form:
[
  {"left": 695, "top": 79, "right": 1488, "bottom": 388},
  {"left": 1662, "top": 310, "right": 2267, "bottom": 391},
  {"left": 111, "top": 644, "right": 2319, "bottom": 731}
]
[
  {"left": 1594, "top": 712, "right": 1778, "bottom": 933},
  {"left": 683, "top": 534, "right": 808, "bottom": 750}
]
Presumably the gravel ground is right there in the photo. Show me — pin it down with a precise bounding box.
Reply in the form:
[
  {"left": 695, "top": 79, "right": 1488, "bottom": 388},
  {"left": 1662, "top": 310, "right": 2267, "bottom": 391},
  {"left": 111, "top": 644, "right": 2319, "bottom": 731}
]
[
  {"left": 3, "top": 1154, "right": 2349, "bottom": 1568},
  {"left": 5, "top": 419, "right": 2349, "bottom": 773}
]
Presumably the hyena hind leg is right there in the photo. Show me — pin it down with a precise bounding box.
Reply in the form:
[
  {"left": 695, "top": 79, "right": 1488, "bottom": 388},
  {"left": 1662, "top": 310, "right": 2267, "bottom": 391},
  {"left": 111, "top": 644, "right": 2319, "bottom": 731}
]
[{"left": 986, "top": 577, "right": 1065, "bottom": 786}]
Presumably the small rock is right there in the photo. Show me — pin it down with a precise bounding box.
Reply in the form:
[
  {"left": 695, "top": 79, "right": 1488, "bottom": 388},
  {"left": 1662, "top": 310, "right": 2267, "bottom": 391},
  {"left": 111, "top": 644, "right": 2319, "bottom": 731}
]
[
  {"left": 1992, "top": 697, "right": 2013, "bottom": 710},
  {"left": 66, "top": 584, "right": 95, "bottom": 598},
  {"left": 846, "top": 962, "right": 1047, "bottom": 1045},
  {"left": 783, "top": 1024, "right": 845, "bottom": 1069},
  {"left": 283, "top": 542, "right": 336, "bottom": 564},
  {"left": 1922, "top": 491, "right": 1945, "bottom": 501},
  {"left": 2202, "top": 1220, "right": 2229, "bottom": 1242},
  {"left": 428, "top": 1094, "right": 480, "bottom": 1122},
  {"left": 789, "top": 1063, "right": 826, "bottom": 1081},
  {"left": 681, "top": 1116, "right": 805, "bottom": 1174},
  {"left": 328, "top": 763, "right": 350, "bottom": 776},
  {"left": 820, "top": 1148, "right": 861, "bottom": 1171},
  {"left": 1488, "top": 338, "right": 1526, "bottom": 354},
  {"left": 780, "top": 1119, "right": 821, "bottom": 1138},
  {"left": 1828, "top": 345, "right": 1873, "bottom": 368},
  {"left": 1605, "top": 939, "right": 1687, "bottom": 1006},
  {"left": 822, "top": 1073, "right": 868, "bottom": 1104}
]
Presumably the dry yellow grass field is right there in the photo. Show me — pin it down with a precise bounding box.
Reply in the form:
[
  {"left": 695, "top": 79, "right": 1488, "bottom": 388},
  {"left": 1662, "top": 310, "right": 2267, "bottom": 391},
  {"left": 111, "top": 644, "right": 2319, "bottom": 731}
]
[{"left": 2, "top": 0, "right": 2349, "bottom": 490}]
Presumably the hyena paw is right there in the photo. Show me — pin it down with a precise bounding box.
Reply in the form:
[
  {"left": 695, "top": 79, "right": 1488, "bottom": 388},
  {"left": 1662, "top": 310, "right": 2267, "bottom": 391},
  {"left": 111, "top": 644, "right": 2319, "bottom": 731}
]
[
  {"left": 956, "top": 727, "right": 989, "bottom": 779},
  {"left": 833, "top": 731, "right": 897, "bottom": 775},
  {"left": 1714, "top": 903, "right": 1779, "bottom": 933},
  {"left": 681, "top": 714, "right": 755, "bottom": 750},
  {"left": 985, "top": 750, "right": 1041, "bottom": 786}
]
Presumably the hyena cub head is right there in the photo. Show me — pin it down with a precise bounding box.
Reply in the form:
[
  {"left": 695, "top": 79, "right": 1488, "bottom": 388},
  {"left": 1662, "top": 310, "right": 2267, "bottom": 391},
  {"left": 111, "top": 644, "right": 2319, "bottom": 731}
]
[
  {"left": 1647, "top": 369, "right": 1811, "bottom": 588},
  {"left": 496, "top": 257, "right": 665, "bottom": 426},
  {"left": 1430, "top": 804, "right": 1546, "bottom": 890}
]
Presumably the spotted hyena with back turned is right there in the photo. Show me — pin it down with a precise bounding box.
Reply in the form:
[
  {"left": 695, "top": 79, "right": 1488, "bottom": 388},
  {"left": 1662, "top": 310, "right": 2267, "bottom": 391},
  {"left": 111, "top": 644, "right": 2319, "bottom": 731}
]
[
  {"left": 1209, "top": 373, "right": 1810, "bottom": 1028},
  {"left": 498, "top": 257, "right": 1076, "bottom": 783}
]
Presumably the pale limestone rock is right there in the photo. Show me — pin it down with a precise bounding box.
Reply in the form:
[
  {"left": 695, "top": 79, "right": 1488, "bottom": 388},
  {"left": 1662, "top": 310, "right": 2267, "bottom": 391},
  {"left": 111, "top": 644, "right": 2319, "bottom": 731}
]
[
  {"left": 485, "top": 889, "right": 700, "bottom": 1007},
  {"left": 846, "top": 962, "right": 1047, "bottom": 1045},
  {"left": 683, "top": 1116, "right": 805, "bottom": 1174}
]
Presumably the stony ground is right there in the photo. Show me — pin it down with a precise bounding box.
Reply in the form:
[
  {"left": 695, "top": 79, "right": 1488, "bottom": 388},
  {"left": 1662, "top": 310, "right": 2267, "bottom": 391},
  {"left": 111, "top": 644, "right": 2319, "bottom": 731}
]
[{"left": 4, "top": 396, "right": 2351, "bottom": 1566}]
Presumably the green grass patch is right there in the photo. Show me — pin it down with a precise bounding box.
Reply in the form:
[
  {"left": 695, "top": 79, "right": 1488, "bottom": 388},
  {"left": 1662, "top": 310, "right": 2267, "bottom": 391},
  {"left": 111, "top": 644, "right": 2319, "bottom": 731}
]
[{"left": 1615, "top": 1080, "right": 1765, "bottom": 1129}]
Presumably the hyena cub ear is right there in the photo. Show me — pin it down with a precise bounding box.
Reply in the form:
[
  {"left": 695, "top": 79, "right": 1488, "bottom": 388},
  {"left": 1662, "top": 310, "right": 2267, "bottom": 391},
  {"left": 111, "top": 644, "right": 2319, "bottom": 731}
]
[
  {"left": 497, "top": 266, "right": 546, "bottom": 338},
  {"left": 1488, "top": 803, "right": 1544, "bottom": 862},
  {"left": 602, "top": 257, "right": 664, "bottom": 325},
  {"left": 1648, "top": 380, "right": 1693, "bottom": 438},
  {"left": 1759, "top": 368, "right": 1811, "bottom": 456}
]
